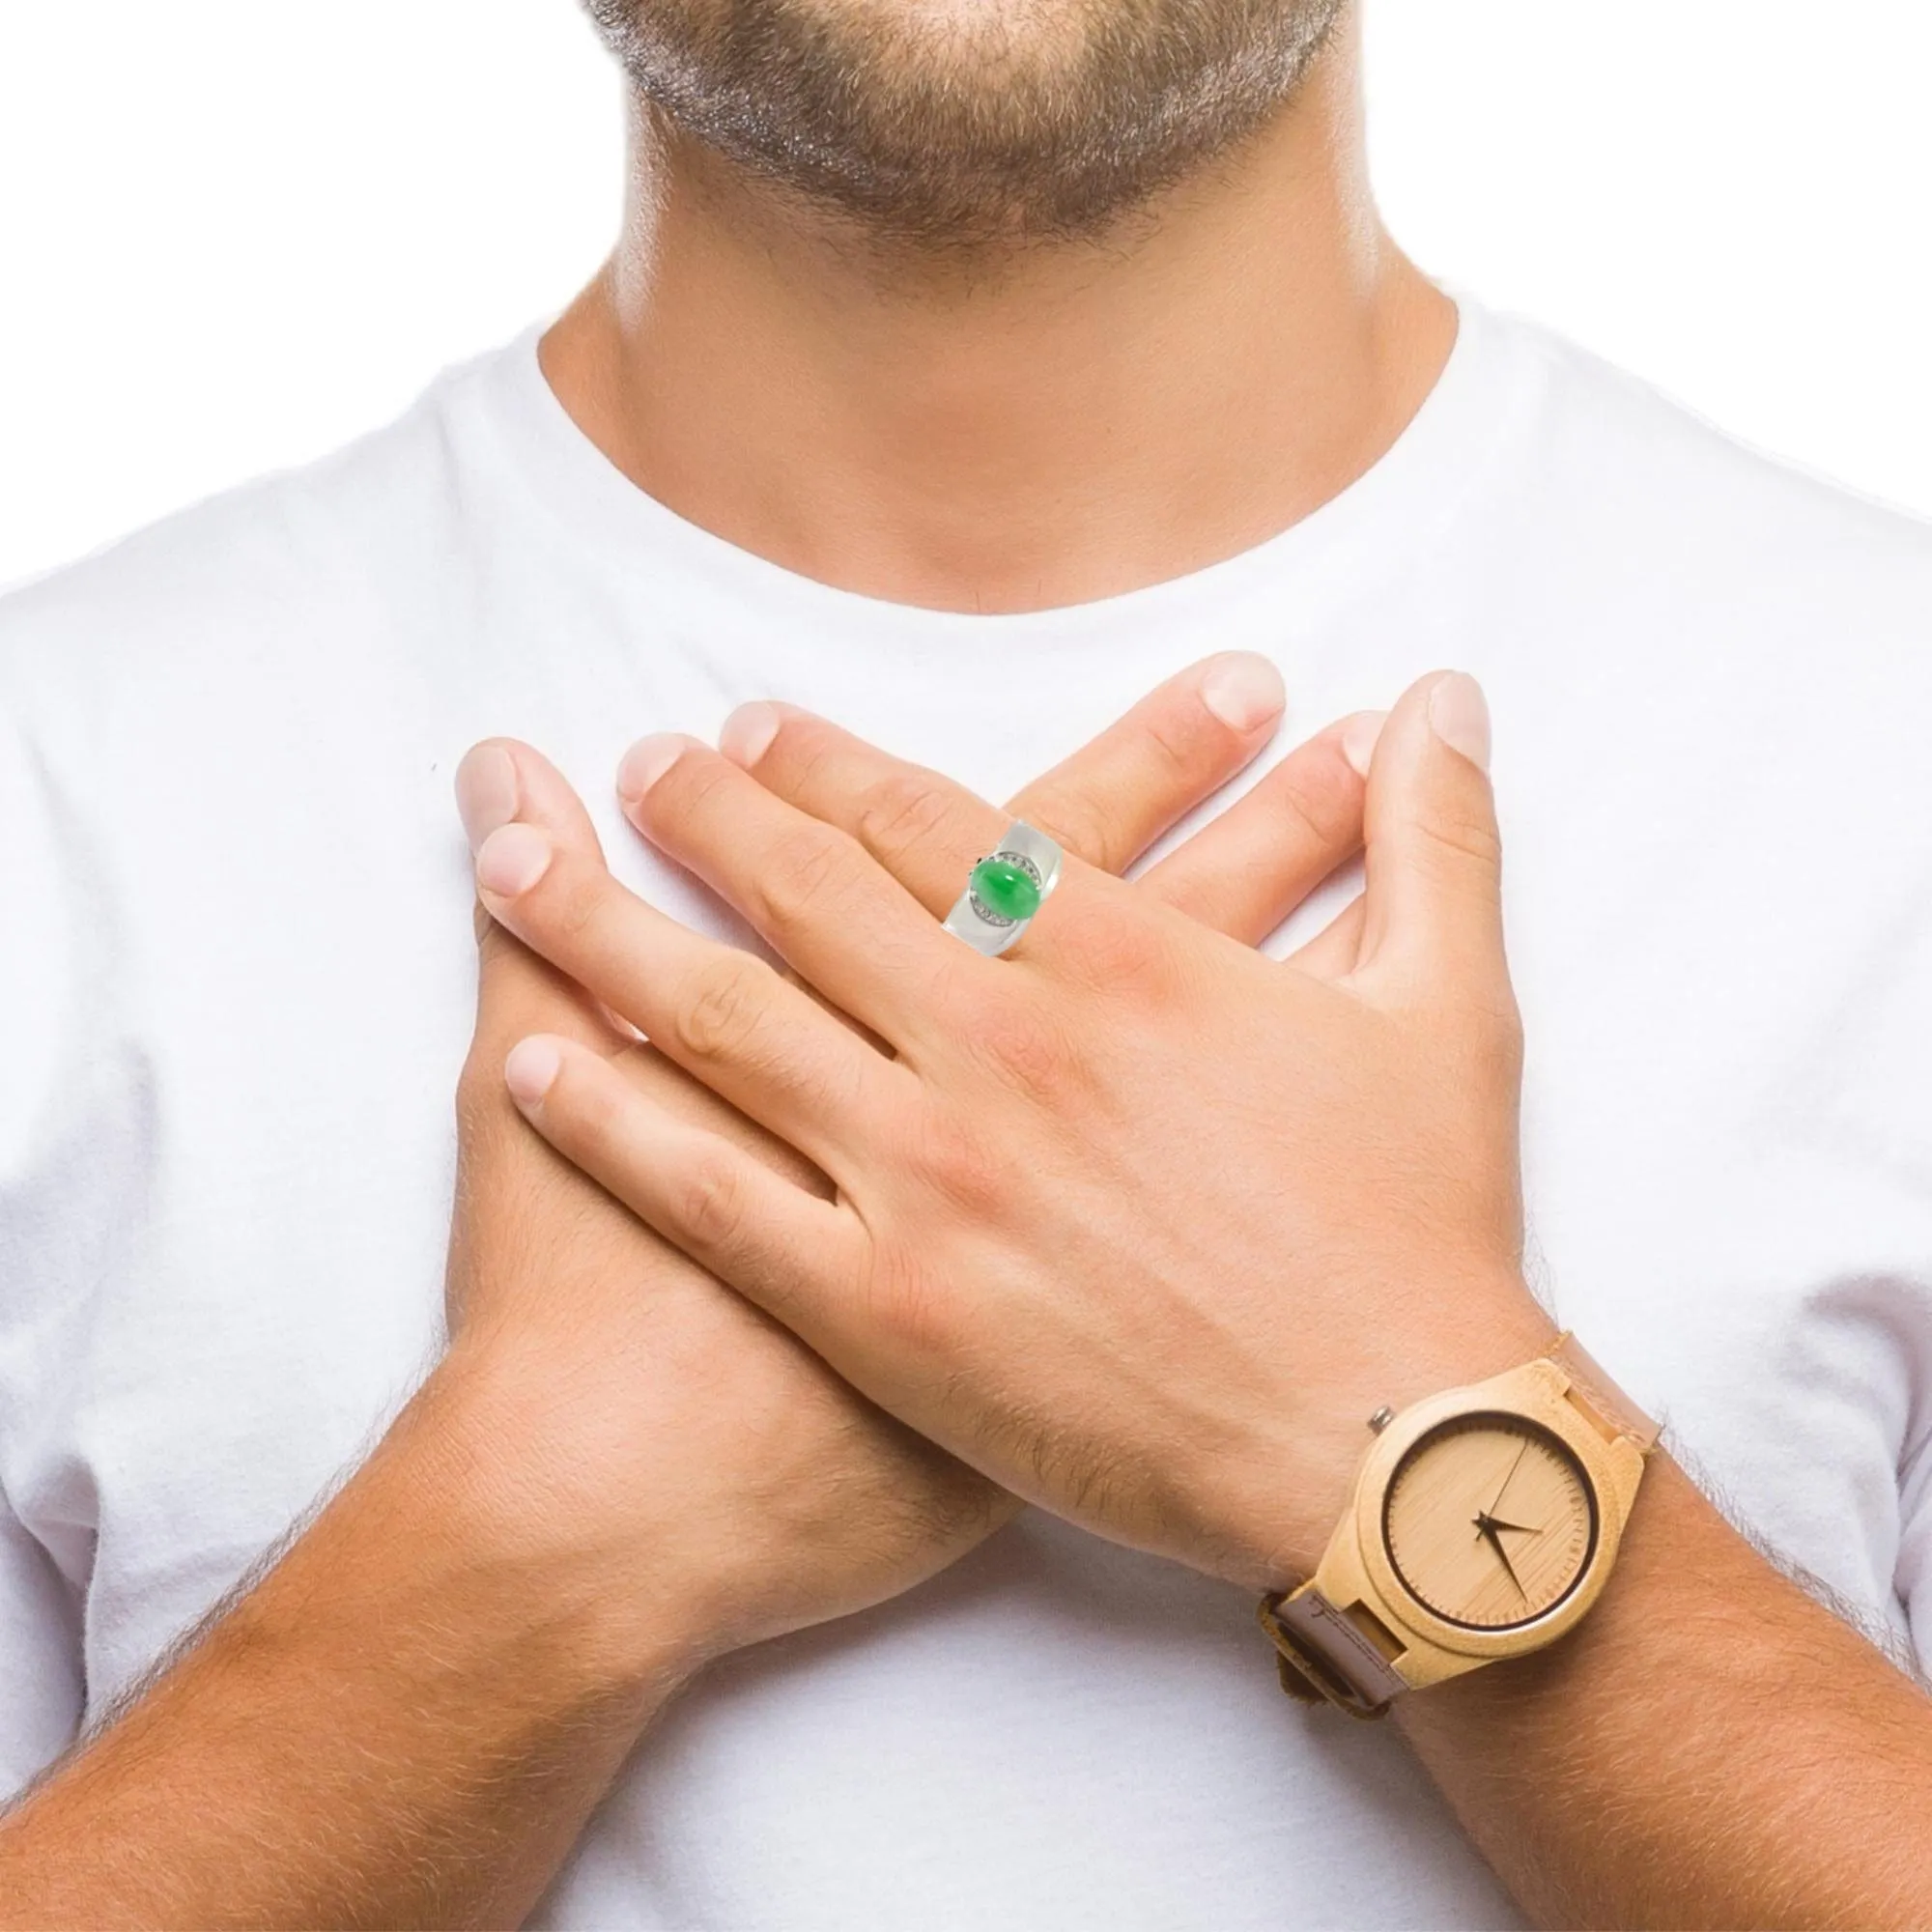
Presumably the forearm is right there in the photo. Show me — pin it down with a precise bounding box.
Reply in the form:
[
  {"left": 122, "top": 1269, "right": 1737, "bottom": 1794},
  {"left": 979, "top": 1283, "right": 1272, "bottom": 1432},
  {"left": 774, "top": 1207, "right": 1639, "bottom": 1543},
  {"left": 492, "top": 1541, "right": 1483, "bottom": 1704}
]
[
  {"left": 0, "top": 1357, "right": 695, "bottom": 1930},
  {"left": 1399, "top": 1454, "right": 1932, "bottom": 1929}
]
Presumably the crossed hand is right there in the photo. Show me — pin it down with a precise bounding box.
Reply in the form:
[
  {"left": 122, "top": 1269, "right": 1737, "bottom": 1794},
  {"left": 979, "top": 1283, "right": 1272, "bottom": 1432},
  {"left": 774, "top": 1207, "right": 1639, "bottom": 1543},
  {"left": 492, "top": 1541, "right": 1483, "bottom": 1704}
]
[{"left": 445, "top": 655, "right": 1547, "bottom": 1672}]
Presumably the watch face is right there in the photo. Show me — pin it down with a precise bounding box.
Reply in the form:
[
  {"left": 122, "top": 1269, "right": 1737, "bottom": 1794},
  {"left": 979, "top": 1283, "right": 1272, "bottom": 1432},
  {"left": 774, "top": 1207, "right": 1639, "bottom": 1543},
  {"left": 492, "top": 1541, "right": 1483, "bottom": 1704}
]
[{"left": 1381, "top": 1413, "right": 1599, "bottom": 1632}]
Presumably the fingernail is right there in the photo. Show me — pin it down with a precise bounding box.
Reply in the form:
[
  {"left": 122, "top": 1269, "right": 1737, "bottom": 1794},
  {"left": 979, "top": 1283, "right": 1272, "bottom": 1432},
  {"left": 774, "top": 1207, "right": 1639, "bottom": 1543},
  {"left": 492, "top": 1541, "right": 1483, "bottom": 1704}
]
[
  {"left": 1428, "top": 672, "right": 1492, "bottom": 772},
  {"left": 504, "top": 1036, "right": 563, "bottom": 1107},
  {"left": 1339, "top": 710, "right": 1387, "bottom": 779},
  {"left": 475, "top": 822, "right": 554, "bottom": 897},
  {"left": 720, "top": 701, "right": 783, "bottom": 769},
  {"left": 616, "top": 732, "right": 692, "bottom": 806},
  {"left": 454, "top": 745, "right": 518, "bottom": 852},
  {"left": 1201, "top": 653, "right": 1287, "bottom": 733}
]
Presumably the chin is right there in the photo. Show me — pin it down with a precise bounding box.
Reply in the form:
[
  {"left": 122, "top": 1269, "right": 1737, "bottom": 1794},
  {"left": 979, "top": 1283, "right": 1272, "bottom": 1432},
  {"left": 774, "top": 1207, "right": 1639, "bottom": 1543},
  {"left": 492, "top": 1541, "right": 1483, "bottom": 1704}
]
[{"left": 582, "top": 0, "right": 1345, "bottom": 246}]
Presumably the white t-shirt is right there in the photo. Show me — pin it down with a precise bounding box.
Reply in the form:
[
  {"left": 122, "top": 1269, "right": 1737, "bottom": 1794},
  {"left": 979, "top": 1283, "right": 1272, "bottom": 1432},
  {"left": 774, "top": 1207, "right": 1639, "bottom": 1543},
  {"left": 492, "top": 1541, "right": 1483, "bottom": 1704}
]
[{"left": 3, "top": 299, "right": 1931, "bottom": 1929}]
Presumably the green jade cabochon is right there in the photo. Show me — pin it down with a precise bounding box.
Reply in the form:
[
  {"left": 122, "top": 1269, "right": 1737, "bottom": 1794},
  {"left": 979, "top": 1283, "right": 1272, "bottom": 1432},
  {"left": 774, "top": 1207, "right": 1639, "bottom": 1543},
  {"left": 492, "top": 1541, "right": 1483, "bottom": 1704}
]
[{"left": 968, "top": 856, "right": 1042, "bottom": 923}]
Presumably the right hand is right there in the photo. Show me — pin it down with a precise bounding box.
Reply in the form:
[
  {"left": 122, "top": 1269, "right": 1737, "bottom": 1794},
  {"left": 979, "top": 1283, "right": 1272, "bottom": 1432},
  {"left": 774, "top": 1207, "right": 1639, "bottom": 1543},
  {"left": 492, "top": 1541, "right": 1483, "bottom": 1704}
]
[{"left": 437, "top": 654, "right": 1382, "bottom": 1679}]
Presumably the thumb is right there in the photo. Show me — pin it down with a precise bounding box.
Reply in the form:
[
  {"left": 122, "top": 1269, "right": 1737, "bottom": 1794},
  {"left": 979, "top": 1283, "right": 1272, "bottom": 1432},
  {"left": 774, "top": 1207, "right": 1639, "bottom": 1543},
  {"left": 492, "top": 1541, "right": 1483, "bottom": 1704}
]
[{"left": 1354, "top": 670, "right": 1507, "bottom": 997}]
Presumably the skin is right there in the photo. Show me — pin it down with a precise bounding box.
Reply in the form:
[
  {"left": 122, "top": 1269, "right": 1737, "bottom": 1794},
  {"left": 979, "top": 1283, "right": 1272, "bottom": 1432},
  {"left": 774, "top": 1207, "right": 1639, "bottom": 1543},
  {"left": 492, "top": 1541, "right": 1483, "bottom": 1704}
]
[
  {"left": 578, "top": 0, "right": 1348, "bottom": 246},
  {"left": 481, "top": 673, "right": 1932, "bottom": 1930},
  {"left": 477, "top": 670, "right": 1547, "bottom": 1590},
  {"left": 543, "top": 3, "right": 1458, "bottom": 613},
  {"left": 0, "top": 662, "right": 1381, "bottom": 1926}
]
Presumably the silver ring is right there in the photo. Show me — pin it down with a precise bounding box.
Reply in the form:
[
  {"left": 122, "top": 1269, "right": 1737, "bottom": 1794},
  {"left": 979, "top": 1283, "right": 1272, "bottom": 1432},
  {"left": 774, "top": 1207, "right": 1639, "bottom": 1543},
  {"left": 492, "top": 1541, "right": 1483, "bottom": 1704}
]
[{"left": 943, "top": 821, "right": 1064, "bottom": 957}]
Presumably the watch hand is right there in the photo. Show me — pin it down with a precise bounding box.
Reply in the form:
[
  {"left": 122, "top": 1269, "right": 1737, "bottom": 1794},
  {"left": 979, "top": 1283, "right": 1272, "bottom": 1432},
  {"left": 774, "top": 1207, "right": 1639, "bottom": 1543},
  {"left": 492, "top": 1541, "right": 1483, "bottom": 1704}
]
[
  {"left": 1488, "top": 1439, "right": 1532, "bottom": 1517},
  {"left": 1474, "top": 1514, "right": 1529, "bottom": 1599},
  {"left": 1484, "top": 1515, "right": 1540, "bottom": 1538}
]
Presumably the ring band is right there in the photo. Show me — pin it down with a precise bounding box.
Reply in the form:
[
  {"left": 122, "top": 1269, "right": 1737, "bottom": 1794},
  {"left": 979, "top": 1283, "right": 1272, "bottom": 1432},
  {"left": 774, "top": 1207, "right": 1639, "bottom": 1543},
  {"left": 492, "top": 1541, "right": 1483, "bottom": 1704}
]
[{"left": 943, "top": 821, "right": 1065, "bottom": 957}]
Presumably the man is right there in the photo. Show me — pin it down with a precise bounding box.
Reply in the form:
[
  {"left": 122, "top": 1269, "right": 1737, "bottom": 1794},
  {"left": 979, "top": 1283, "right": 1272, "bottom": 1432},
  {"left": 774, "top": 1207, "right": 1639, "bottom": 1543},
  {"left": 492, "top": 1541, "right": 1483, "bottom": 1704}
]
[{"left": 0, "top": 0, "right": 1930, "bottom": 1922}]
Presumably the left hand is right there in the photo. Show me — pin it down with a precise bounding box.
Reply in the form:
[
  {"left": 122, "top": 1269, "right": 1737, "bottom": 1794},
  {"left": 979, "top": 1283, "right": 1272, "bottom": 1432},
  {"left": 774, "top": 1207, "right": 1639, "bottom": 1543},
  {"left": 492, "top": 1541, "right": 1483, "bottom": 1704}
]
[{"left": 472, "top": 672, "right": 1552, "bottom": 1591}]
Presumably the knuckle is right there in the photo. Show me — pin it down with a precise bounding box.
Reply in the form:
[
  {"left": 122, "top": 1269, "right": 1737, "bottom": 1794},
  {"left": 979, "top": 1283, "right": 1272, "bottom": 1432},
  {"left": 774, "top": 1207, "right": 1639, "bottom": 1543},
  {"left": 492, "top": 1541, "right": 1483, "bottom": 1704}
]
[
  {"left": 1414, "top": 807, "right": 1505, "bottom": 875},
  {"left": 753, "top": 830, "right": 852, "bottom": 930},
  {"left": 856, "top": 771, "right": 959, "bottom": 867},
  {"left": 1051, "top": 900, "right": 1176, "bottom": 1001},
  {"left": 902, "top": 1110, "right": 1006, "bottom": 1220},
  {"left": 1142, "top": 706, "right": 1208, "bottom": 782},
  {"left": 965, "top": 990, "right": 1084, "bottom": 1099},
  {"left": 662, "top": 753, "right": 736, "bottom": 820},
  {"left": 1019, "top": 785, "right": 1115, "bottom": 869},
  {"left": 530, "top": 859, "right": 609, "bottom": 951},
  {"left": 1268, "top": 755, "right": 1361, "bottom": 854},
  {"left": 671, "top": 952, "right": 776, "bottom": 1065},
  {"left": 780, "top": 725, "right": 840, "bottom": 791},
  {"left": 860, "top": 1249, "right": 955, "bottom": 1356},
  {"left": 677, "top": 1145, "right": 750, "bottom": 1253}
]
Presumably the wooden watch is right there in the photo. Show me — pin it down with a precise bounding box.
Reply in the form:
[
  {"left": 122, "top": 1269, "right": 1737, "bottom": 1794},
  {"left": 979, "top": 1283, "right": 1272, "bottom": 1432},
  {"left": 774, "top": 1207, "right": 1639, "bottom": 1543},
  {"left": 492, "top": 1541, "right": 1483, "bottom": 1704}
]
[{"left": 1259, "top": 1333, "right": 1659, "bottom": 1719}]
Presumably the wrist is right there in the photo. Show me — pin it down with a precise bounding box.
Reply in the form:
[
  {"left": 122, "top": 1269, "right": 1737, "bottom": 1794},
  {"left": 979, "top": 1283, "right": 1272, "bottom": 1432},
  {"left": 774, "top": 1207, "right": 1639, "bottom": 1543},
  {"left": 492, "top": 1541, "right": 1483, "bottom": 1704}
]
[
  {"left": 405, "top": 1344, "right": 717, "bottom": 1697},
  {"left": 1203, "top": 1269, "right": 1556, "bottom": 1592}
]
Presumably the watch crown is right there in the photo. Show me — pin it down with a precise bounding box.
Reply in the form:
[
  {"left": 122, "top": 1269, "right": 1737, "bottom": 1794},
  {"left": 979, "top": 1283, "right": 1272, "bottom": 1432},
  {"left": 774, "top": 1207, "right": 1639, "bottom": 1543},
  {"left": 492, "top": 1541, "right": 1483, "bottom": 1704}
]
[{"left": 1367, "top": 1406, "right": 1396, "bottom": 1435}]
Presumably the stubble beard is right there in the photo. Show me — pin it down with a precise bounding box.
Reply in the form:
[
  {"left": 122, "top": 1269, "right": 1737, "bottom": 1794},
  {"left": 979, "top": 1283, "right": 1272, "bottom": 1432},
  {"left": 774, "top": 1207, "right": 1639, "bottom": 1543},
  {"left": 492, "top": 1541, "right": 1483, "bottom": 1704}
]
[{"left": 581, "top": 0, "right": 1348, "bottom": 252}]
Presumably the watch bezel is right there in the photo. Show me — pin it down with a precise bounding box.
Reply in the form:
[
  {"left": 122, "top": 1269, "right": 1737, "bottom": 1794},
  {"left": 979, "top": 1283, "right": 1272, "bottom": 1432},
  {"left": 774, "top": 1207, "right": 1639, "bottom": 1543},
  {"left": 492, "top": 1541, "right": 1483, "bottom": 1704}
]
[
  {"left": 1379, "top": 1409, "right": 1600, "bottom": 1633},
  {"left": 1350, "top": 1361, "right": 1639, "bottom": 1663}
]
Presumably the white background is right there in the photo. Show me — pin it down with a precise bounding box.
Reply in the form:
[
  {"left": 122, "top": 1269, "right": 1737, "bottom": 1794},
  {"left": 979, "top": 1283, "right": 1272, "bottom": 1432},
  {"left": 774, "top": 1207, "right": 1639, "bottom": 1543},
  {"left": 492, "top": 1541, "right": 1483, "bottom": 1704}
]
[{"left": 1, "top": 1, "right": 1928, "bottom": 591}]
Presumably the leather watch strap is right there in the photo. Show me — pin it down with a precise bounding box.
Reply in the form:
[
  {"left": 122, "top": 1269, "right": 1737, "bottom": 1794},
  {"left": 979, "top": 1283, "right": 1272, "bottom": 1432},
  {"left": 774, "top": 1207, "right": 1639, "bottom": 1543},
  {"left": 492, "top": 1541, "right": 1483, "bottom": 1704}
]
[
  {"left": 1550, "top": 1331, "right": 1660, "bottom": 1452},
  {"left": 1257, "top": 1587, "right": 1406, "bottom": 1719}
]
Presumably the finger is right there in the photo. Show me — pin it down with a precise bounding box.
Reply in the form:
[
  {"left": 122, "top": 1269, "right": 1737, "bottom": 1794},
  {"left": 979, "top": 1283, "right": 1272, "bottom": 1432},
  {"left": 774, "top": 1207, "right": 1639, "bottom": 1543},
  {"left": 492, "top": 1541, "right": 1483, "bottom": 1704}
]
[
  {"left": 1288, "top": 891, "right": 1365, "bottom": 981},
  {"left": 457, "top": 736, "right": 608, "bottom": 866},
  {"left": 1354, "top": 671, "right": 1508, "bottom": 997},
  {"left": 469, "top": 902, "right": 613, "bottom": 1052},
  {"left": 505, "top": 1033, "right": 863, "bottom": 1322},
  {"left": 610, "top": 1033, "right": 835, "bottom": 1199},
  {"left": 616, "top": 731, "right": 991, "bottom": 1037},
  {"left": 718, "top": 651, "right": 1286, "bottom": 910},
  {"left": 1006, "top": 653, "right": 1288, "bottom": 869},
  {"left": 459, "top": 742, "right": 844, "bottom": 1192},
  {"left": 715, "top": 705, "right": 1028, "bottom": 917},
  {"left": 465, "top": 754, "right": 912, "bottom": 1170},
  {"left": 458, "top": 741, "right": 618, "bottom": 1051},
  {"left": 1136, "top": 712, "right": 1378, "bottom": 944}
]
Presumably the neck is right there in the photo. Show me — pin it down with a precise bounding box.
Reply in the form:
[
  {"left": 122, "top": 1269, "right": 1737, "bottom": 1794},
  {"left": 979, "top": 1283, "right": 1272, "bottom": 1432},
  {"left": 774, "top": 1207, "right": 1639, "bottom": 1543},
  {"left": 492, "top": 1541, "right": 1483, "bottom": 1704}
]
[{"left": 541, "top": 9, "right": 1454, "bottom": 617}]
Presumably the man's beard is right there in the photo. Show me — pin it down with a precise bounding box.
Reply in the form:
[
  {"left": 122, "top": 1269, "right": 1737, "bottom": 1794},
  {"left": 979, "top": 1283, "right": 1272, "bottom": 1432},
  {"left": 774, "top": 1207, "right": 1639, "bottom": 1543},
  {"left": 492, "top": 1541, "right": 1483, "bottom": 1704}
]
[{"left": 582, "top": 0, "right": 1348, "bottom": 250}]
